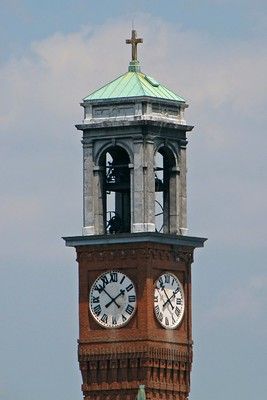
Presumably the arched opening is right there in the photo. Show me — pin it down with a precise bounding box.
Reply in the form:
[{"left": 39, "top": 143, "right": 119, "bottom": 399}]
[
  {"left": 155, "top": 147, "right": 176, "bottom": 233},
  {"left": 99, "top": 146, "right": 131, "bottom": 234}
]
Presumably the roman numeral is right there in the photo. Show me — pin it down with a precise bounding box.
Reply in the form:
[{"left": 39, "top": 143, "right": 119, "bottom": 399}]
[
  {"left": 101, "top": 314, "right": 108, "bottom": 324},
  {"left": 126, "top": 283, "right": 133, "bottom": 292},
  {"left": 176, "top": 298, "right": 182, "bottom": 305},
  {"left": 94, "top": 284, "right": 104, "bottom": 293},
  {"left": 93, "top": 304, "right": 101, "bottom": 316},
  {"left": 110, "top": 272, "right": 118, "bottom": 282},
  {"left": 165, "top": 317, "right": 169, "bottom": 326},
  {"left": 101, "top": 275, "right": 109, "bottom": 286},
  {"left": 120, "top": 276, "right": 125, "bottom": 284},
  {"left": 126, "top": 304, "right": 134, "bottom": 315},
  {"left": 94, "top": 275, "right": 109, "bottom": 293},
  {"left": 92, "top": 296, "right": 99, "bottom": 303},
  {"left": 165, "top": 274, "right": 170, "bottom": 284},
  {"left": 155, "top": 305, "right": 160, "bottom": 315},
  {"left": 154, "top": 295, "right": 159, "bottom": 303},
  {"left": 122, "top": 314, "right": 127, "bottom": 322},
  {"left": 175, "top": 307, "right": 181, "bottom": 317},
  {"left": 112, "top": 316, "right": 117, "bottom": 326},
  {"left": 128, "top": 295, "right": 136, "bottom": 303}
]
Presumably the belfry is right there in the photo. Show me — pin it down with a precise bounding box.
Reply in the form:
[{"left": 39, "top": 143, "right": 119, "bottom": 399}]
[{"left": 64, "top": 30, "right": 206, "bottom": 400}]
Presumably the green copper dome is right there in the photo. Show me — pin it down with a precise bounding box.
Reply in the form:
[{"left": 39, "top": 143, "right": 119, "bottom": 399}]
[{"left": 83, "top": 62, "right": 186, "bottom": 103}]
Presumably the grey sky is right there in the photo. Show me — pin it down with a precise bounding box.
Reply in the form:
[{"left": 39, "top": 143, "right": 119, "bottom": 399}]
[{"left": 0, "top": 2, "right": 266, "bottom": 400}]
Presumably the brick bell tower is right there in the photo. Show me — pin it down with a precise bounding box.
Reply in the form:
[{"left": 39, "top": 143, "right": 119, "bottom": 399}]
[{"left": 64, "top": 30, "right": 206, "bottom": 400}]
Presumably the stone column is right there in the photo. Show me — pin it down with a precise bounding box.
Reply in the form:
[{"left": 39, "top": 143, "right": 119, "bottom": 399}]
[
  {"left": 144, "top": 139, "right": 155, "bottom": 232},
  {"left": 132, "top": 138, "right": 144, "bottom": 232},
  {"left": 93, "top": 166, "right": 105, "bottom": 235},
  {"left": 82, "top": 142, "right": 95, "bottom": 235},
  {"left": 179, "top": 141, "right": 188, "bottom": 235},
  {"left": 132, "top": 138, "right": 155, "bottom": 232},
  {"left": 169, "top": 166, "right": 180, "bottom": 234}
]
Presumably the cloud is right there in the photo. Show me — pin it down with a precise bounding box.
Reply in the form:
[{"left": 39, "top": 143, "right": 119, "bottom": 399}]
[
  {"left": 0, "top": 14, "right": 266, "bottom": 400},
  {"left": 0, "top": 15, "right": 266, "bottom": 256}
]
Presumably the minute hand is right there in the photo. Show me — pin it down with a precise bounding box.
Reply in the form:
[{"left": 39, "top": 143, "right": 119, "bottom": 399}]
[
  {"left": 163, "top": 289, "right": 179, "bottom": 308},
  {"left": 105, "top": 289, "right": 125, "bottom": 308},
  {"left": 162, "top": 287, "right": 174, "bottom": 310}
]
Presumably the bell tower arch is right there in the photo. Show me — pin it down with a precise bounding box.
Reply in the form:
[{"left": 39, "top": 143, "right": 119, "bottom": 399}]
[
  {"left": 64, "top": 30, "right": 206, "bottom": 400},
  {"left": 99, "top": 145, "right": 131, "bottom": 234}
]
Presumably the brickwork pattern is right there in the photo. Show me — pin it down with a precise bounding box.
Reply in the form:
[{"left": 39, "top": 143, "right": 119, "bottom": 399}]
[{"left": 76, "top": 241, "right": 195, "bottom": 400}]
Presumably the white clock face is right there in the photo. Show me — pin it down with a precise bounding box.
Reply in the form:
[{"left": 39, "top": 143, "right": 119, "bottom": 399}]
[
  {"left": 154, "top": 272, "right": 185, "bottom": 329},
  {"left": 89, "top": 270, "right": 137, "bottom": 328}
]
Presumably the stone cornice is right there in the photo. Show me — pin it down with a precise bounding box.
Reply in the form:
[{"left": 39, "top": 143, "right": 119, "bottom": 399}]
[
  {"left": 76, "top": 118, "right": 194, "bottom": 132},
  {"left": 63, "top": 232, "right": 207, "bottom": 249}
]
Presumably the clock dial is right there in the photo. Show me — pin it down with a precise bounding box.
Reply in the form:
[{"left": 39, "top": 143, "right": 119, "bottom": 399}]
[
  {"left": 154, "top": 272, "right": 184, "bottom": 329},
  {"left": 89, "top": 270, "right": 137, "bottom": 328}
]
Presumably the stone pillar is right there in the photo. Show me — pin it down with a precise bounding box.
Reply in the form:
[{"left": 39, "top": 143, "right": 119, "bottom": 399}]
[
  {"left": 179, "top": 142, "right": 188, "bottom": 235},
  {"left": 169, "top": 166, "right": 180, "bottom": 234},
  {"left": 144, "top": 139, "right": 155, "bottom": 231},
  {"left": 93, "top": 166, "right": 105, "bottom": 235},
  {"left": 132, "top": 138, "right": 144, "bottom": 232},
  {"left": 82, "top": 142, "right": 95, "bottom": 235},
  {"left": 132, "top": 138, "right": 155, "bottom": 232}
]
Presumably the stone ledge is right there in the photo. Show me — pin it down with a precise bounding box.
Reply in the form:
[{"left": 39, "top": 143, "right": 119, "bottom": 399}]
[{"left": 63, "top": 232, "right": 207, "bottom": 248}]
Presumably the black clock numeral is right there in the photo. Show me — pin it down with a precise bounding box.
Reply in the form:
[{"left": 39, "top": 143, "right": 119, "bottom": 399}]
[
  {"left": 154, "top": 295, "right": 159, "bottom": 303},
  {"left": 165, "top": 274, "right": 170, "bottom": 284},
  {"left": 126, "top": 304, "right": 134, "bottom": 315},
  {"left": 94, "top": 284, "right": 104, "bottom": 293},
  {"left": 94, "top": 274, "right": 109, "bottom": 293},
  {"left": 155, "top": 305, "right": 160, "bottom": 315},
  {"left": 176, "top": 298, "right": 182, "bottom": 305},
  {"left": 172, "top": 315, "right": 176, "bottom": 324},
  {"left": 110, "top": 272, "right": 118, "bottom": 282},
  {"left": 158, "top": 312, "right": 163, "bottom": 322},
  {"left": 101, "top": 314, "right": 108, "bottom": 324},
  {"left": 93, "top": 304, "right": 101, "bottom": 316},
  {"left": 122, "top": 314, "right": 127, "bottom": 322},
  {"left": 101, "top": 275, "right": 109, "bottom": 286},
  {"left": 126, "top": 283, "right": 133, "bottom": 292},
  {"left": 92, "top": 296, "right": 100, "bottom": 303},
  {"left": 112, "top": 316, "right": 117, "bottom": 326},
  {"left": 120, "top": 275, "right": 125, "bottom": 284},
  {"left": 175, "top": 307, "right": 181, "bottom": 317},
  {"left": 165, "top": 317, "right": 169, "bottom": 326},
  {"left": 128, "top": 295, "right": 136, "bottom": 303},
  {"left": 174, "top": 287, "right": 180, "bottom": 295},
  {"left": 172, "top": 277, "right": 175, "bottom": 285},
  {"left": 158, "top": 276, "right": 164, "bottom": 288}
]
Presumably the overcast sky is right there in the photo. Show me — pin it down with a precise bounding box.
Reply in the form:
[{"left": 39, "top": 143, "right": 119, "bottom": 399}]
[{"left": 0, "top": 1, "right": 266, "bottom": 400}]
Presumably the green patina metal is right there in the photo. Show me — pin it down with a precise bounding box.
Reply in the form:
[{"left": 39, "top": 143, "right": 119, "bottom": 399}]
[
  {"left": 136, "top": 385, "right": 146, "bottom": 400},
  {"left": 83, "top": 62, "right": 186, "bottom": 103}
]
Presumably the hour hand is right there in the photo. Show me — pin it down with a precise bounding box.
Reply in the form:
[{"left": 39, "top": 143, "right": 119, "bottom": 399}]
[
  {"left": 105, "top": 289, "right": 125, "bottom": 308},
  {"left": 162, "top": 287, "right": 174, "bottom": 310}
]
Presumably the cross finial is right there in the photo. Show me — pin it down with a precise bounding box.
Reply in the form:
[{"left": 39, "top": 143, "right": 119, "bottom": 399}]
[{"left": 126, "top": 30, "right": 143, "bottom": 61}]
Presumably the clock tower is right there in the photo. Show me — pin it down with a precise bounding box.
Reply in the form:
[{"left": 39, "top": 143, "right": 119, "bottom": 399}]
[{"left": 64, "top": 30, "right": 206, "bottom": 400}]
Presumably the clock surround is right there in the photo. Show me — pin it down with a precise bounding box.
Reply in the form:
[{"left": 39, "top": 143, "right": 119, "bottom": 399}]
[
  {"left": 89, "top": 270, "right": 137, "bottom": 328},
  {"left": 154, "top": 272, "right": 185, "bottom": 329}
]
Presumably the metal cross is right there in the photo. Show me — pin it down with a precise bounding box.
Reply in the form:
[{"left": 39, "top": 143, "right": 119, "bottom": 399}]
[{"left": 126, "top": 30, "right": 143, "bottom": 61}]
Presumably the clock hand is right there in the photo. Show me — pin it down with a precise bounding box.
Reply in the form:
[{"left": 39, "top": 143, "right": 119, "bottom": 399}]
[
  {"left": 103, "top": 288, "right": 115, "bottom": 301},
  {"left": 102, "top": 288, "right": 122, "bottom": 309},
  {"left": 161, "top": 286, "right": 174, "bottom": 310},
  {"left": 105, "top": 289, "right": 125, "bottom": 309},
  {"left": 163, "top": 288, "right": 180, "bottom": 308}
]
